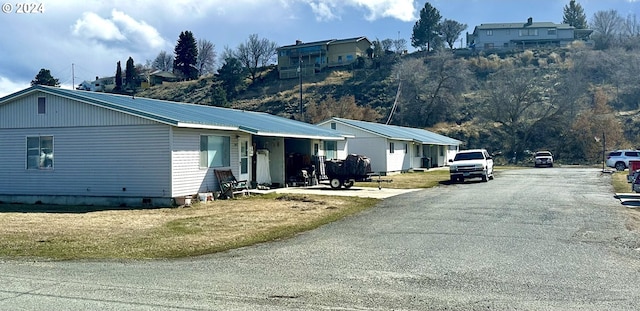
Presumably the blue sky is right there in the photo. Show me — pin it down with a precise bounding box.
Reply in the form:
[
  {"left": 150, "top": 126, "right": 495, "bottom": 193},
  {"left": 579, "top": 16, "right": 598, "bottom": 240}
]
[{"left": 0, "top": 0, "right": 638, "bottom": 97}]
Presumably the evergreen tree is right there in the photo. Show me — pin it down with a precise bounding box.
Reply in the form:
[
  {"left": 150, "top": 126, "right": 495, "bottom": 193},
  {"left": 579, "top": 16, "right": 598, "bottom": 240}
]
[
  {"left": 411, "top": 2, "right": 442, "bottom": 51},
  {"left": 114, "top": 61, "right": 123, "bottom": 92},
  {"left": 125, "top": 56, "right": 136, "bottom": 90},
  {"left": 31, "top": 68, "right": 60, "bottom": 87},
  {"left": 217, "top": 56, "right": 246, "bottom": 99},
  {"left": 173, "top": 30, "right": 199, "bottom": 80},
  {"left": 563, "top": 0, "right": 587, "bottom": 29}
]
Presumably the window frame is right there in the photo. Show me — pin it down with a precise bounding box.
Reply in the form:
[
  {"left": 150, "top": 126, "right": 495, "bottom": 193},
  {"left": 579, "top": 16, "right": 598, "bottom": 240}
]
[
  {"left": 26, "top": 135, "right": 54, "bottom": 170},
  {"left": 199, "top": 135, "right": 231, "bottom": 168},
  {"left": 37, "top": 97, "right": 46, "bottom": 114},
  {"left": 390, "top": 142, "right": 395, "bottom": 154}
]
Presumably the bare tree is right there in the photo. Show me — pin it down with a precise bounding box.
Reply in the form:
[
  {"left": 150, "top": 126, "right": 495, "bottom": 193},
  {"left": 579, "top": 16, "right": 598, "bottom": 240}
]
[
  {"left": 305, "top": 95, "right": 380, "bottom": 123},
  {"left": 393, "top": 38, "right": 408, "bottom": 53},
  {"left": 381, "top": 38, "right": 394, "bottom": 52},
  {"left": 591, "top": 10, "right": 623, "bottom": 49},
  {"left": 440, "top": 19, "right": 467, "bottom": 49},
  {"left": 234, "top": 34, "right": 278, "bottom": 82},
  {"left": 152, "top": 51, "right": 173, "bottom": 71},
  {"left": 197, "top": 39, "right": 216, "bottom": 76},
  {"left": 391, "top": 52, "right": 470, "bottom": 127},
  {"left": 480, "top": 68, "right": 571, "bottom": 161}
]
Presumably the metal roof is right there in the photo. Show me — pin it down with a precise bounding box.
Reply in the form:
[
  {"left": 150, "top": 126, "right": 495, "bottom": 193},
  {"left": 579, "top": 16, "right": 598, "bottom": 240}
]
[
  {"left": 1, "top": 86, "right": 345, "bottom": 140},
  {"left": 322, "top": 117, "right": 461, "bottom": 146}
]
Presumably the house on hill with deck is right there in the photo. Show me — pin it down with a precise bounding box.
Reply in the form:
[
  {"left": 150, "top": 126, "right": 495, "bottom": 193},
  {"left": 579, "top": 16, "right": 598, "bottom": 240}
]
[
  {"left": 467, "top": 17, "right": 592, "bottom": 52},
  {"left": 0, "top": 86, "right": 348, "bottom": 207},
  {"left": 276, "top": 36, "right": 372, "bottom": 79},
  {"left": 317, "top": 117, "right": 461, "bottom": 174}
]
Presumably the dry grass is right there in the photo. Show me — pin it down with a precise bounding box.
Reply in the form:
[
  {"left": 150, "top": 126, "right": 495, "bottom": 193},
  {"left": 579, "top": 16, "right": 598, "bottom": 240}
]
[{"left": 0, "top": 194, "right": 377, "bottom": 260}]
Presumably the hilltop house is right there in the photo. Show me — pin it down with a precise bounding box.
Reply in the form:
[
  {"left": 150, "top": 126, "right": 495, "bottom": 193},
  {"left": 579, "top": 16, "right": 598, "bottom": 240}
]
[
  {"left": 276, "top": 37, "right": 372, "bottom": 79},
  {"left": 317, "top": 118, "right": 461, "bottom": 174},
  {"left": 76, "top": 76, "right": 116, "bottom": 92},
  {"left": 466, "top": 17, "right": 592, "bottom": 52},
  {"left": 0, "top": 86, "right": 348, "bottom": 207}
]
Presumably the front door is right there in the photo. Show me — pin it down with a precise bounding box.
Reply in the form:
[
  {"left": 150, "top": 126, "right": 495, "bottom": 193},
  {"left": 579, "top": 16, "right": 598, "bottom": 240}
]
[{"left": 239, "top": 138, "right": 250, "bottom": 182}]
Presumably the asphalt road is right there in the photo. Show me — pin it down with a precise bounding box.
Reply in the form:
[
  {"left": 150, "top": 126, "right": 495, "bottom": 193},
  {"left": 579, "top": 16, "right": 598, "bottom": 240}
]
[{"left": 1, "top": 167, "right": 639, "bottom": 310}]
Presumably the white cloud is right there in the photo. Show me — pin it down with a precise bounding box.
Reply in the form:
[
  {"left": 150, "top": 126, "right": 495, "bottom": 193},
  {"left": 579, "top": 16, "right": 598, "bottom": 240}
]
[
  {"left": 71, "top": 9, "right": 169, "bottom": 52},
  {"left": 111, "top": 10, "right": 167, "bottom": 50},
  {"left": 303, "top": 0, "right": 417, "bottom": 22},
  {"left": 309, "top": 2, "right": 340, "bottom": 21},
  {"left": 0, "top": 76, "right": 29, "bottom": 98},
  {"left": 351, "top": 0, "right": 416, "bottom": 21},
  {"left": 72, "top": 11, "right": 125, "bottom": 41}
]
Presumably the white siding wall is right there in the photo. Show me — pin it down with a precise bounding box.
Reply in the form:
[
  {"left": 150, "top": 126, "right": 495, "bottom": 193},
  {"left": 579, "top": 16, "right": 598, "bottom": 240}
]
[
  {"left": 0, "top": 124, "right": 172, "bottom": 198},
  {"left": 318, "top": 122, "right": 387, "bottom": 172},
  {"left": 0, "top": 92, "right": 157, "bottom": 128},
  {"left": 171, "top": 128, "right": 242, "bottom": 196},
  {"left": 386, "top": 139, "right": 408, "bottom": 172}
]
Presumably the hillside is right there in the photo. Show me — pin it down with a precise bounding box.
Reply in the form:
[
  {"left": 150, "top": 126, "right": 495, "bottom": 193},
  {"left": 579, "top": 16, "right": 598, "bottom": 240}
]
[
  {"left": 136, "top": 47, "right": 640, "bottom": 165},
  {"left": 137, "top": 60, "right": 397, "bottom": 119}
]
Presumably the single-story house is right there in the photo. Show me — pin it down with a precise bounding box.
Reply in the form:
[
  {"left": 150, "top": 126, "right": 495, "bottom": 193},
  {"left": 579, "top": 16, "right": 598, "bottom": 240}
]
[
  {"left": 76, "top": 76, "right": 116, "bottom": 92},
  {"left": 148, "top": 70, "right": 179, "bottom": 86},
  {"left": 316, "top": 117, "right": 461, "bottom": 174},
  {"left": 0, "top": 86, "right": 348, "bottom": 207}
]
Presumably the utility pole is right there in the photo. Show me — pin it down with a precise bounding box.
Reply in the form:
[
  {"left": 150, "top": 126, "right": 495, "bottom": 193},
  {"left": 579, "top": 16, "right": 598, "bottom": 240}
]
[{"left": 298, "top": 54, "right": 303, "bottom": 121}]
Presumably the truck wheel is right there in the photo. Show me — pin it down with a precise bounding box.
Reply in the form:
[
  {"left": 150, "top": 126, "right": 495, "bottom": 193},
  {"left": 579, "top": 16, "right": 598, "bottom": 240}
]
[
  {"left": 615, "top": 162, "right": 626, "bottom": 171},
  {"left": 343, "top": 179, "right": 355, "bottom": 189},
  {"left": 330, "top": 178, "right": 342, "bottom": 189}
]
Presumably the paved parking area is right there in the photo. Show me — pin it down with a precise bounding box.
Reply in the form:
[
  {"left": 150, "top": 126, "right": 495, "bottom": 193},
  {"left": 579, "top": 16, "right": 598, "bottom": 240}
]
[{"left": 251, "top": 184, "right": 422, "bottom": 199}]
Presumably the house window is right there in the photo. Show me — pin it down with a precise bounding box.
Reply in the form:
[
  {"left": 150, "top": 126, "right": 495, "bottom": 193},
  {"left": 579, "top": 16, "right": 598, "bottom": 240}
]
[
  {"left": 519, "top": 29, "right": 538, "bottom": 36},
  {"left": 314, "top": 143, "right": 319, "bottom": 156},
  {"left": 324, "top": 141, "right": 337, "bottom": 160},
  {"left": 405, "top": 143, "right": 409, "bottom": 153},
  {"left": 330, "top": 122, "right": 336, "bottom": 130},
  {"left": 338, "top": 56, "right": 343, "bottom": 63},
  {"left": 346, "top": 55, "right": 353, "bottom": 62},
  {"left": 200, "top": 135, "right": 230, "bottom": 168},
  {"left": 486, "top": 30, "right": 493, "bottom": 36},
  {"left": 390, "top": 142, "right": 395, "bottom": 154},
  {"left": 27, "top": 136, "right": 53, "bottom": 170},
  {"left": 37, "top": 97, "right": 46, "bottom": 114},
  {"left": 548, "top": 29, "right": 557, "bottom": 35},
  {"left": 415, "top": 145, "right": 421, "bottom": 157}
]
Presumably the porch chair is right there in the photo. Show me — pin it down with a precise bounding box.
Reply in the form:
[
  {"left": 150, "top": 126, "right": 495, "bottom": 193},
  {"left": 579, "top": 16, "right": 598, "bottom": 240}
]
[{"left": 214, "top": 169, "right": 249, "bottom": 199}]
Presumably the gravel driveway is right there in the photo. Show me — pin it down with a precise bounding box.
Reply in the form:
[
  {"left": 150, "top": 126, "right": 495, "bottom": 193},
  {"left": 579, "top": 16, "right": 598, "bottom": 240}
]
[{"left": 0, "top": 167, "right": 639, "bottom": 310}]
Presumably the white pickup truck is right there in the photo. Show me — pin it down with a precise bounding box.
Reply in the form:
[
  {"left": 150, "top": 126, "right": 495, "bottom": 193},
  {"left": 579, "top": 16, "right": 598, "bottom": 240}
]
[{"left": 449, "top": 149, "right": 494, "bottom": 183}]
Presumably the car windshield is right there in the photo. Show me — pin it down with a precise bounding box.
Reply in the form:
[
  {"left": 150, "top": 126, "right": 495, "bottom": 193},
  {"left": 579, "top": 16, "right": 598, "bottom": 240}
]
[{"left": 454, "top": 152, "right": 484, "bottom": 161}]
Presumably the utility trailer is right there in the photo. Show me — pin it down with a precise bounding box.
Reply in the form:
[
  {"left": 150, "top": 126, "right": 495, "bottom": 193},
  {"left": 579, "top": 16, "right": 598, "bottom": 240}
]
[{"left": 324, "top": 154, "right": 392, "bottom": 189}]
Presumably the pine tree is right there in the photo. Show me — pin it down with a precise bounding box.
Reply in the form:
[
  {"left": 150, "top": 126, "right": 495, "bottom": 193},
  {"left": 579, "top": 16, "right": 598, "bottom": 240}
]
[
  {"left": 31, "top": 68, "right": 60, "bottom": 87},
  {"left": 411, "top": 2, "right": 442, "bottom": 51},
  {"left": 563, "top": 0, "right": 587, "bottom": 29},
  {"left": 125, "top": 56, "right": 136, "bottom": 90},
  {"left": 114, "top": 61, "right": 123, "bottom": 92},
  {"left": 173, "top": 31, "right": 199, "bottom": 80}
]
